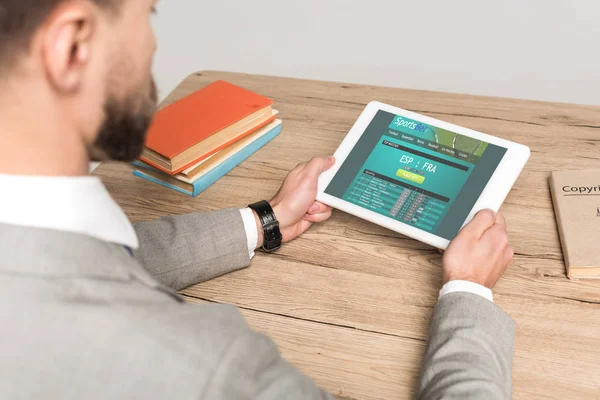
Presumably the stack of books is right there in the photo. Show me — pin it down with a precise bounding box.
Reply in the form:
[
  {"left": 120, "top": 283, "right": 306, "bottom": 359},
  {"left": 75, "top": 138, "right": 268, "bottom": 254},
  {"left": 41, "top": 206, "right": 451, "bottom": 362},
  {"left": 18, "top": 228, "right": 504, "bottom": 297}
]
[{"left": 133, "top": 80, "right": 282, "bottom": 196}]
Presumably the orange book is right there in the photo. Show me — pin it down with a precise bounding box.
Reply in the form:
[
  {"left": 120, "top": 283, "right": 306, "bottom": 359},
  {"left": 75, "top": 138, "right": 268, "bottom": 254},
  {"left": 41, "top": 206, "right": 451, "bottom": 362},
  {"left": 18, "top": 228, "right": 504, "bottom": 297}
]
[{"left": 140, "top": 80, "right": 274, "bottom": 175}]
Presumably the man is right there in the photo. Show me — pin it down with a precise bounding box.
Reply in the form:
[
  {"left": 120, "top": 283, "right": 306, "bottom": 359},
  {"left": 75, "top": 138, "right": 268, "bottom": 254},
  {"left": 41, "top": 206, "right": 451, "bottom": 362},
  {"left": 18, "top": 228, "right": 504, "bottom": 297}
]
[{"left": 0, "top": 0, "right": 515, "bottom": 399}]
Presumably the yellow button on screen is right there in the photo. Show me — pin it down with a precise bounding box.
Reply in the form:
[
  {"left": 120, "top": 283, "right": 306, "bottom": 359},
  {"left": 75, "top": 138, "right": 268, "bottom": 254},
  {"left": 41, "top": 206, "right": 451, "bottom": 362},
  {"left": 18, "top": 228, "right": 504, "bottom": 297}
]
[{"left": 396, "top": 169, "right": 425, "bottom": 184}]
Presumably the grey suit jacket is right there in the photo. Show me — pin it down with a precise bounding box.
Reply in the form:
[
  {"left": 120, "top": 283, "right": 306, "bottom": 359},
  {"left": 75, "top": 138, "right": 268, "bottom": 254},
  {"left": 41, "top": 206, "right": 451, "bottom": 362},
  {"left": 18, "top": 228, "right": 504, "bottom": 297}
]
[{"left": 0, "top": 209, "right": 514, "bottom": 399}]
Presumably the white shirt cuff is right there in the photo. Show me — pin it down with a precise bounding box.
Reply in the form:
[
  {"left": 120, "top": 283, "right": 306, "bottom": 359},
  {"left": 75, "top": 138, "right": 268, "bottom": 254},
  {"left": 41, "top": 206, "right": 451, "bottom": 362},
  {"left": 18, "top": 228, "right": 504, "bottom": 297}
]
[
  {"left": 439, "top": 280, "right": 494, "bottom": 303},
  {"left": 239, "top": 208, "right": 258, "bottom": 259}
]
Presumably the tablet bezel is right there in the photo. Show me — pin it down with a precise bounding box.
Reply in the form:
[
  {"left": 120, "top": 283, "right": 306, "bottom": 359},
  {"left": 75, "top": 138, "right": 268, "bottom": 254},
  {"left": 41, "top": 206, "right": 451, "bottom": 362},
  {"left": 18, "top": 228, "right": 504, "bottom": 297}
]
[{"left": 317, "top": 101, "right": 530, "bottom": 249}]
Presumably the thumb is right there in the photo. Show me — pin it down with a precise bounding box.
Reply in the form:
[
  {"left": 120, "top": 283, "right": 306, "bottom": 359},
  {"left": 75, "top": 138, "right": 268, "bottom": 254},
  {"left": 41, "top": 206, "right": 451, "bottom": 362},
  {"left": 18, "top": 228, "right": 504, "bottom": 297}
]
[
  {"left": 459, "top": 209, "right": 496, "bottom": 239},
  {"left": 304, "top": 156, "right": 336, "bottom": 177}
]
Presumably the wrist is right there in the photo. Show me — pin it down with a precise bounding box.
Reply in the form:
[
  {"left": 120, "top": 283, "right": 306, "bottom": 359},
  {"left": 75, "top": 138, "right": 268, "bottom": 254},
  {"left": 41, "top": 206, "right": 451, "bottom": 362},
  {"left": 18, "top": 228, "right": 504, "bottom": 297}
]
[
  {"left": 252, "top": 209, "right": 265, "bottom": 249},
  {"left": 443, "top": 272, "right": 490, "bottom": 289},
  {"left": 271, "top": 203, "right": 295, "bottom": 244},
  {"left": 271, "top": 203, "right": 285, "bottom": 228}
]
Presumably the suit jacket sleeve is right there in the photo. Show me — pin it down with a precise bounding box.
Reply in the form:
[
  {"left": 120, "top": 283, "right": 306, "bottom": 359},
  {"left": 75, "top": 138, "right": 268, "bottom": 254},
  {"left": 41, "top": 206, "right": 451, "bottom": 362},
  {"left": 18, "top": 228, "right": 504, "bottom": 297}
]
[
  {"left": 207, "top": 322, "right": 335, "bottom": 400},
  {"left": 418, "top": 292, "right": 515, "bottom": 400},
  {"left": 133, "top": 208, "right": 251, "bottom": 291}
]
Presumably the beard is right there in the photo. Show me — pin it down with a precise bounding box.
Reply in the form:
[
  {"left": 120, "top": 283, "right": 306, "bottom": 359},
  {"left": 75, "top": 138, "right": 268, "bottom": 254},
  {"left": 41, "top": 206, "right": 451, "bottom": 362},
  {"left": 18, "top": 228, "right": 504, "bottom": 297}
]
[{"left": 90, "top": 79, "right": 158, "bottom": 162}]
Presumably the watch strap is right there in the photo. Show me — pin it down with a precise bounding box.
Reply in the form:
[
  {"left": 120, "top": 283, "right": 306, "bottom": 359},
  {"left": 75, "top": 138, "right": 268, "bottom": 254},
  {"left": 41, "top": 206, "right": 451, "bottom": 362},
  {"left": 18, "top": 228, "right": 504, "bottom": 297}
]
[{"left": 248, "top": 200, "right": 282, "bottom": 252}]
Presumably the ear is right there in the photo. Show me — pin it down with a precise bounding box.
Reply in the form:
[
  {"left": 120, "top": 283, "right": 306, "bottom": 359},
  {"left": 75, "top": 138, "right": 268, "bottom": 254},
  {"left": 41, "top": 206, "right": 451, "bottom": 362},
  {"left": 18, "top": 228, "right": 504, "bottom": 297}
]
[{"left": 41, "top": 3, "right": 96, "bottom": 93}]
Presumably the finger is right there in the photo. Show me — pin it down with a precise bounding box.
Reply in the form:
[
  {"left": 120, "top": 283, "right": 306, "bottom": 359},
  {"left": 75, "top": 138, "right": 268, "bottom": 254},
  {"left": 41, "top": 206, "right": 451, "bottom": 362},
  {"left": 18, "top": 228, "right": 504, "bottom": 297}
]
[
  {"left": 308, "top": 201, "right": 332, "bottom": 215},
  {"left": 459, "top": 209, "right": 496, "bottom": 239},
  {"left": 303, "top": 210, "right": 333, "bottom": 223},
  {"left": 504, "top": 246, "right": 514, "bottom": 263},
  {"left": 495, "top": 212, "right": 506, "bottom": 227},
  {"left": 294, "top": 162, "right": 308, "bottom": 172},
  {"left": 304, "top": 211, "right": 332, "bottom": 223},
  {"left": 303, "top": 156, "right": 336, "bottom": 177},
  {"left": 481, "top": 224, "right": 509, "bottom": 251}
]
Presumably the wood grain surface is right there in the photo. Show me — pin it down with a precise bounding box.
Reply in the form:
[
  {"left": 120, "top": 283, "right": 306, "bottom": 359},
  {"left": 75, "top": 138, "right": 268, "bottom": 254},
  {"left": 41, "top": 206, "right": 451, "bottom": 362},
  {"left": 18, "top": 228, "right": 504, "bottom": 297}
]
[{"left": 93, "top": 71, "right": 600, "bottom": 400}]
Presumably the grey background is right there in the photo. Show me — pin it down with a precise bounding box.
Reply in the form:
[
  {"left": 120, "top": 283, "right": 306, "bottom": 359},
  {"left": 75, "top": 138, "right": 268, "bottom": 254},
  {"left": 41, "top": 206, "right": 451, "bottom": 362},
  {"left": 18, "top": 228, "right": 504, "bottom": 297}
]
[
  {"left": 91, "top": 1, "right": 597, "bottom": 174},
  {"left": 151, "top": 0, "right": 600, "bottom": 106}
]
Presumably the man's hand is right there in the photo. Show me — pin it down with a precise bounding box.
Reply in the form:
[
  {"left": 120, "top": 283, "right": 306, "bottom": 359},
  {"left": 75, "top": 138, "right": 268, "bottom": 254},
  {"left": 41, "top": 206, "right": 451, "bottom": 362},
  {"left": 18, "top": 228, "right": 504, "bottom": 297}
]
[
  {"left": 443, "top": 209, "right": 513, "bottom": 289},
  {"left": 253, "top": 157, "right": 336, "bottom": 247}
]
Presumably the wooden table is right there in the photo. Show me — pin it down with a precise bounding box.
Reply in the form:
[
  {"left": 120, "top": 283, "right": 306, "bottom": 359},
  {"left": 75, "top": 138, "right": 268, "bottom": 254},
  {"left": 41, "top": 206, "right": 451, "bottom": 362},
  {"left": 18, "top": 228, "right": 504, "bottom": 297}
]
[{"left": 94, "top": 71, "right": 600, "bottom": 400}]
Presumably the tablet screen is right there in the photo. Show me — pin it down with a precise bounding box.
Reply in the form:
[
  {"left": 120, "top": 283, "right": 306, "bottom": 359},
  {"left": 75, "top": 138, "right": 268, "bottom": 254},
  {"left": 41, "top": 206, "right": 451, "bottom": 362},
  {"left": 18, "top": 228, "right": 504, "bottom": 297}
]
[{"left": 325, "top": 110, "right": 507, "bottom": 240}]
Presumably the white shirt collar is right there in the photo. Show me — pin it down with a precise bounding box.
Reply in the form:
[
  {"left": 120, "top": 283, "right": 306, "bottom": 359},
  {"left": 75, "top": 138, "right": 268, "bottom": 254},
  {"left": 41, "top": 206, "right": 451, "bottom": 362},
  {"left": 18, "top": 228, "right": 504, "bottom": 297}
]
[{"left": 0, "top": 174, "right": 138, "bottom": 249}]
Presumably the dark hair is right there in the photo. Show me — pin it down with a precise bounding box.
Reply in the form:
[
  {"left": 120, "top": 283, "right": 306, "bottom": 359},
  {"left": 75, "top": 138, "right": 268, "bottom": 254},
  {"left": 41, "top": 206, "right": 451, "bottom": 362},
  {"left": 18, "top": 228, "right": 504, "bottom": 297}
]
[{"left": 0, "top": 0, "right": 116, "bottom": 68}]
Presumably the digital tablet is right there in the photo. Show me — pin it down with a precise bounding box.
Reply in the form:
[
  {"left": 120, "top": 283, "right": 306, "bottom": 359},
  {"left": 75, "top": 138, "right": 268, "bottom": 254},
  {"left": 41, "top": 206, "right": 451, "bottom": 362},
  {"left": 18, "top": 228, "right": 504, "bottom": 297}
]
[{"left": 317, "top": 101, "right": 530, "bottom": 249}]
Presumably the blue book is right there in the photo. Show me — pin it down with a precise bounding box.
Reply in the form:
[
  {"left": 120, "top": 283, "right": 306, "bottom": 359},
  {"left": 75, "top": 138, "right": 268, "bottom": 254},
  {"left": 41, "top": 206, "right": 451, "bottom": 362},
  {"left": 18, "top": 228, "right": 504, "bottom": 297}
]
[{"left": 133, "top": 120, "right": 282, "bottom": 196}]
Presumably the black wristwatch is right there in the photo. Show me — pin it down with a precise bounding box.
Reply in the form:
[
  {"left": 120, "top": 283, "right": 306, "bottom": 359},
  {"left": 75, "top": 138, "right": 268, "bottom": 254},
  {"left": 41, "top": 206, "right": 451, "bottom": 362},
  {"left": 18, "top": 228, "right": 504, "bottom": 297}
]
[{"left": 248, "top": 200, "right": 283, "bottom": 252}]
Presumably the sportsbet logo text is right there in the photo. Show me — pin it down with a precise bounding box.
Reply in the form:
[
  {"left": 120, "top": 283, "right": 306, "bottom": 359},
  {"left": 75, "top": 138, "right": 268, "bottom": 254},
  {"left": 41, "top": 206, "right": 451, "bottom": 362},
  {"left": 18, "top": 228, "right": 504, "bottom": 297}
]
[{"left": 392, "top": 116, "right": 428, "bottom": 134}]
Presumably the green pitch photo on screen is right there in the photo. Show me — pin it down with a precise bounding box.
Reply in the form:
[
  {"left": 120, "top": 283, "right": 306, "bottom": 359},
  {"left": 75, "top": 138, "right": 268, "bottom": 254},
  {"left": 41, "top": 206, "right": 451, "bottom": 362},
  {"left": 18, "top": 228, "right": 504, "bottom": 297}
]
[{"left": 325, "top": 111, "right": 507, "bottom": 240}]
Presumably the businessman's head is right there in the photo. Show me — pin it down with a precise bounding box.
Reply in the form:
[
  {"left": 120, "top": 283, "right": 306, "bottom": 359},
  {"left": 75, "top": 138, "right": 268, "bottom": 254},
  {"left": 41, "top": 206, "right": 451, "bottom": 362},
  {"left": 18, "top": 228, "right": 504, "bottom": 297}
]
[{"left": 0, "top": 0, "right": 158, "bottom": 170}]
